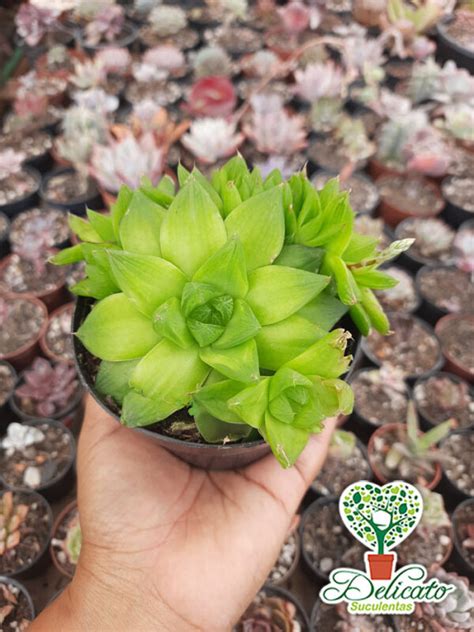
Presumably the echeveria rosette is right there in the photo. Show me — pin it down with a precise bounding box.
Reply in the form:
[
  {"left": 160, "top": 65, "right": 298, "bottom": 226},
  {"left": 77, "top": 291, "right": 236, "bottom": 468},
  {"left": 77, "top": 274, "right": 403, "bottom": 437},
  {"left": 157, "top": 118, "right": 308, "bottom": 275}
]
[{"left": 192, "top": 330, "right": 354, "bottom": 467}]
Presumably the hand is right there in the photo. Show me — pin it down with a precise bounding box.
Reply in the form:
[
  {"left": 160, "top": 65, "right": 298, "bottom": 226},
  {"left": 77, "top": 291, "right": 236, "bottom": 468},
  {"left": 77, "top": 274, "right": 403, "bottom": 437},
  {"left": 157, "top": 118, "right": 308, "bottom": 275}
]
[{"left": 32, "top": 396, "right": 337, "bottom": 632}]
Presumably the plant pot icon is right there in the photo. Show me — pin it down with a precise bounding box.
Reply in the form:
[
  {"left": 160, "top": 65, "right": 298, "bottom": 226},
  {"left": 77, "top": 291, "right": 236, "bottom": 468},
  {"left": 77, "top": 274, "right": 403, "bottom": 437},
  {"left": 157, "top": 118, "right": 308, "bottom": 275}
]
[{"left": 366, "top": 553, "right": 396, "bottom": 580}]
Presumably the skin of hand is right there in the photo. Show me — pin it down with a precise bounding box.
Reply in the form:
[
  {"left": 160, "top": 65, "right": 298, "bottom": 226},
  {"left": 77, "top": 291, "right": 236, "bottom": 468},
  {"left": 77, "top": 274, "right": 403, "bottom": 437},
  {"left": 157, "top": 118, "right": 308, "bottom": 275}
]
[{"left": 31, "top": 396, "right": 337, "bottom": 632}]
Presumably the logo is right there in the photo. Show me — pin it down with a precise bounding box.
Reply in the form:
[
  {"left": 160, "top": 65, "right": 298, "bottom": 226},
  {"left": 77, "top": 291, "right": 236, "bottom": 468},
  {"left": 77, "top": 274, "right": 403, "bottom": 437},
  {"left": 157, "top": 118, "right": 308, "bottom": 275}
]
[{"left": 320, "top": 481, "right": 455, "bottom": 615}]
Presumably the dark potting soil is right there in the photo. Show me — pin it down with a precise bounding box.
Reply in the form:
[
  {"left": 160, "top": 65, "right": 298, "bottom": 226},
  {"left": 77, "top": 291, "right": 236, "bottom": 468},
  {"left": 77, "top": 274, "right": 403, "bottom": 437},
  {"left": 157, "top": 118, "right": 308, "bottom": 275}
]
[
  {"left": 370, "top": 427, "right": 437, "bottom": 486},
  {"left": 125, "top": 80, "right": 183, "bottom": 106},
  {"left": 378, "top": 176, "right": 442, "bottom": 217},
  {"left": 0, "top": 490, "right": 50, "bottom": 575},
  {"left": 365, "top": 315, "right": 440, "bottom": 377},
  {"left": 448, "top": 145, "right": 474, "bottom": 178},
  {"left": 0, "top": 422, "right": 73, "bottom": 491},
  {"left": 454, "top": 501, "right": 474, "bottom": 568},
  {"left": 234, "top": 590, "right": 307, "bottom": 631},
  {"left": 0, "top": 253, "right": 65, "bottom": 295},
  {"left": 10, "top": 207, "right": 70, "bottom": 250},
  {"left": 414, "top": 375, "right": 474, "bottom": 428},
  {"left": 44, "top": 306, "right": 74, "bottom": 362},
  {"left": 311, "top": 444, "right": 371, "bottom": 496},
  {"left": 313, "top": 602, "right": 395, "bottom": 632},
  {"left": 206, "top": 25, "right": 263, "bottom": 55},
  {"left": 140, "top": 27, "right": 200, "bottom": 51},
  {"left": 51, "top": 504, "right": 79, "bottom": 578},
  {"left": 0, "top": 579, "right": 33, "bottom": 631},
  {"left": 397, "top": 609, "right": 447, "bottom": 632},
  {"left": 397, "top": 524, "right": 452, "bottom": 571},
  {"left": 1, "top": 132, "right": 52, "bottom": 161},
  {"left": 352, "top": 369, "right": 409, "bottom": 426},
  {"left": 377, "top": 267, "right": 418, "bottom": 313},
  {"left": 0, "top": 298, "right": 45, "bottom": 357},
  {"left": 0, "top": 363, "right": 15, "bottom": 407},
  {"left": 0, "top": 213, "right": 9, "bottom": 240},
  {"left": 237, "top": 79, "right": 290, "bottom": 102},
  {"left": 443, "top": 176, "right": 474, "bottom": 213},
  {"left": 443, "top": 433, "right": 474, "bottom": 497},
  {"left": 418, "top": 267, "right": 474, "bottom": 314},
  {"left": 396, "top": 218, "right": 455, "bottom": 264},
  {"left": 308, "top": 136, "right": 365, "bottom": 173},
  {"left": 444, "top": 11, "right": 474, "bottom": 52},
  {"left": 312, "top": 172, "right": 379, "bottom": 215},
  {"left": 43, "top": 172, "right": 93, "bottom": 204},
  {"left": 0, "top": 172, "right": 38, "bottom": 206},
  {"left": 267, "top": 532, "right": 298, "bottom": 585},
  {"left": 302, "top": 502, "right": 365, "bottom": 577},
  {"left": 438, "top": 317, "right": 474, "bottom": 373}
]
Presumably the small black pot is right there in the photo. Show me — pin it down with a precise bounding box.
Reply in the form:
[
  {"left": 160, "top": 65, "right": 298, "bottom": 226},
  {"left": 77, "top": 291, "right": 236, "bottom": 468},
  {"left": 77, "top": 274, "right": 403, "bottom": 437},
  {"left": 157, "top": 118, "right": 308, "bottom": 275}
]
[
  {"left": 438, "top": 428, "right": 474, "bottom": 507},
  {"left": 24, "top": 149, "right": 54, "bottom": 175},
  {"left": 394, "top": 219, "right": 455, "bottom": 274},
  {"left": 75, "top": 21, "right": 139, "bottom": 53},
  {"left": 415, "top": 265, "right": 451, "bottom": 326},
  {"left": 451, "top": 498, "right": 474, "bottom": 580},
  {"left": 0, "top": 488, "right": 53, "bottom": 578},
  {"left": 40, "top": 168, "right": 103, "bottom": 216},
  {"left": 310, "top": 598, "right": 395, "bottom": 631},
  {"left": 299, "top": 496, "right": 339, "bottom": 583},
  {"left": 441, "top": 176, "right": 474, "bottom": 229},
  {"left": 0, "top": 360, "right": 17, "bottom": 432},
  {"left": 0, "top": 211, "right": 10, "bottom": 258},
  {"left": 0, "top": 419, "right": 76, "bottom": 501},
  {"left": 0, "top": 576, "right": 35, "bottom": 622},
  {"left": 0, "top": 168, "right": 41, "bottom": 219},
  {"left": 436, "top": 15, "right": 474, "bottom": 73},
  {"left": 259, "top": 584, "right": 310, "bottom": 631}
]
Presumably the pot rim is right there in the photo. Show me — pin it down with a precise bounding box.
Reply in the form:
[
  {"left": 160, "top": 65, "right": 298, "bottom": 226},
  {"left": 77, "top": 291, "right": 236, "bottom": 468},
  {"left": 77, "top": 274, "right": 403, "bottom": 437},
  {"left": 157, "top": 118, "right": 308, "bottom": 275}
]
[
  {"left": 436, "top": 14, "right": 474, "bottom": 60},
  {"left": 0, "top": 251, "right": 66, "bottom": 304},
  {"left": 413, "top": 370, "right": 474, "bottom": 430},
  {"left": 299, "top": 496, "right": 341, "bottom": 582},
  {"left": 0, "top": 574, "right": 35, "bottom": 620},
  {"left": 0, "top": 296, "right": 48, "bottom": 364},
  {"left": 40, "top": 167, "right": 99, "bottom": 207},
  {"left": 435, "top": 313, "right": 474, "bottom": 378},
  {"left": 39, "top": 302, "right": 76, "bottom": 365},
  {"left": 439, "top": 427, "right": 474, "bottom": 498},
  {"left": 49, "top": 499, "right": 79, "bottom": 580},
  {"left": 259, "top": 583, "right": 310, "bottom": 630},
  {"left": 451, "top": 497, "right": 474, "bottom": 572}
]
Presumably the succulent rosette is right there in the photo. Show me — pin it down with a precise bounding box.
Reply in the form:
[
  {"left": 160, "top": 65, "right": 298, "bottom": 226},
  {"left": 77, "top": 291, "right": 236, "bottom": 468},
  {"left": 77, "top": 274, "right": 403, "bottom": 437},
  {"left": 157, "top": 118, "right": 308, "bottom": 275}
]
[{"left": 53, "top": 157, "right": 411, "bottom": 467}]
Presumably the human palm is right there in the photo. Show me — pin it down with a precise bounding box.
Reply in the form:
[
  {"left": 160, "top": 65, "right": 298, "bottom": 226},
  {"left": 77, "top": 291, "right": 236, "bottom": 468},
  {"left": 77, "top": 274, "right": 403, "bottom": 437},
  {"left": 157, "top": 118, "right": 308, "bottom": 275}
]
[{"left": 35, "top": 396, "right": 336, "bottom": 632}]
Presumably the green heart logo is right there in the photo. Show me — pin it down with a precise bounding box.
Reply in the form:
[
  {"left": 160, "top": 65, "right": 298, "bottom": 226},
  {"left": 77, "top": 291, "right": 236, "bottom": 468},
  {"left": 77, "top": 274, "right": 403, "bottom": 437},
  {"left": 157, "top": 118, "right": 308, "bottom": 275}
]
[{"left": 339, "top": 481, "right": 423, "bottom": 555}]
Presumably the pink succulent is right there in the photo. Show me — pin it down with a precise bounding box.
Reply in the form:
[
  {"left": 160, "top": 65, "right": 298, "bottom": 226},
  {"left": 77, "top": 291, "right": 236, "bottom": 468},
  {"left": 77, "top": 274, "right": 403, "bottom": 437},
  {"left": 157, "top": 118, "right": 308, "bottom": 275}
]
[
  {"left": 294, "top": 61, "right": 345, "bottom": 102},
  {"left": 15, "top": 3, "right": 59, "bottom": 47},
  {"left": 182, "top": 118, "right": 243, "bottom": 164},
  {"left": 95, "top": 47, "right": 131, "bottom": 75},
  {"left": 411, "top": 36, "right": 436, "bottom": 60},
  {"left": 186, "top": 76, "right": 237, "bottom": 118},
  {"left": 14, "top": 93, "right": 49, "bottom": 118},
  {"left": 84, "top": 5, "right": 125, "bottom": 46},
  {"left": 403, "top": 128, "right": 451, "bottom": 177},
  {"left": 278, "top": 1, "right": 310, "bottom": 35},
  {"left": 143, "top": 46, "right": 185, "bottom": 72}
]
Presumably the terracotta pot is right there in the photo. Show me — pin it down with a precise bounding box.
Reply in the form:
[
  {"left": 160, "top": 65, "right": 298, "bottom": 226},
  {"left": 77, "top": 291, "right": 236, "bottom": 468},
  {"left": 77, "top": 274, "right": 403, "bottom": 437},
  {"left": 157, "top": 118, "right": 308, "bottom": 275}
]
[
  {"left": 367, "top": 423, "right": 442, "bottom": 490},
  {"left": 39, "top": 302, "right": 75, "bottom": 364},
  {"left": 49, "top": 500, "right": 78, "bottom": 580},
  {"left": 0, "top": 297, "right": 48, "bottom": 370},
  {"left": 435, "top": 313, "right": 474, "bottom": 383},
  {"left": 366, "top": 553, "right": 396, "bottom": 580},
  {"left": 376, "top": 175, "right": 445, "bottom": 228},
  {"left": 368, "top": 157, "right": 404, "bottom": 180}
]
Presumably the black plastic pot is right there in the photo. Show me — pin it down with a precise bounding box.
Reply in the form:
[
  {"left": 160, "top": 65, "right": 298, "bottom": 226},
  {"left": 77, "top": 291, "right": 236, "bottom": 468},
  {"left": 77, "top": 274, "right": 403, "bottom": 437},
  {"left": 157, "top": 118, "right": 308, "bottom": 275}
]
[
  {"left": 394, "top": 219, "right": 453, "bottom": 274},
  {"left": 0, "top": 576, "right": 35, "bottom": 622},
  {"left": 451, "top": 498, "right": 474, "bottom": 580},
  {"left": 439, "top": 428, "right": 474, "bottom": 506},
  {"left": 0, "top": 488, "right": 53, "bottom": 578},
  {"left": 0, "top": 360, "right": 17, "bottom": 432},
  {"left": 310, "top": 598, "right": 395, "bottom": 632},
  {"left": 415, "top": 265, "right": 463, "bottom": 326},
  {"left": 40, "top": 168, "right": 103, "bottom": 215},
  {"left": 0, "top": 419, "right": 76, "bottom": 501},
  {"left": 0, "top": 211, "right": 10, "bottom": 258},
  {"left": 0, "top": 168, "right": 41, "bottom": 219},
  {"left": 24, "top": 149, "right": 54, "bottom": 175},
  {"left": 441, "top": 176, "right": 474, "bottom": 229},
  {"left": 299, "top": 496, "right": 340, "bottom": 583},
  {"left": 436, "top": 15, "right": 474, "bottom": 73},
  {"left": 259, "top": 584, "right": 310, "bottom": 631}
]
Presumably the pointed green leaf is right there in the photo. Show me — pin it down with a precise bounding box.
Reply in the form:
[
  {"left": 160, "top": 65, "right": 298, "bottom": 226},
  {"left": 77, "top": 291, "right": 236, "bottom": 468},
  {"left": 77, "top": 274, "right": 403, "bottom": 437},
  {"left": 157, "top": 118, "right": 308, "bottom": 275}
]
[
  {"left": 156, "top": 174, "right": 175, "bottom": 197},
  {"left": 177, "top": 163, "right": 191, "bottom": 186},
  {"left": 352, "top": 268, "right": 399, "bottom": 289},
  {"left": 225, "top": 187, "right": 285, "bottom": 271},
  {"left": 256, "top": 315, "right": 326, "bottom": 371},
  {"left": 349, "top": 304, "right": 371, "bottom": 336},
  {"left": 76, "top": 293, "right": 160, "bottom": 361},
  {"left": 274, "top": 244, "right": 324, "bottom": 272},
  {"left": 139, "top": 177, "right": 174, "bottom": 208},
  {"left": 68, "top": 214, "right": 102, "bottom": 243},
  {"left": 71, "top": 263, "right": 119, "bottom": 299},
  {"left": 213, "top": 299, "right": 261, "bottom": 350},
  {"left": 119, "top": 190, "right": 166, "bottom": 256},
  {"left": 193, "top": 238, "right": 248, "bottom": 298},
  {"left": 200, "top": 339, "right": 259, "bottom": 383},
  {"left": 228, "top": 379, "right": 269, "bottom": 429},
  {"left": 221, "top": 181, "right": 242, "bottom": 218},
  {"left": 121, "top": 391, "right": 178, "bottom": 427},
  {"left": 181, "top": 282, "right": 222, "bottom": 318},
  {"left": 324, "top": 253, "right": 360, "bottom": 305},
  {"left": 311, "top": 377, "right": 354, "bottom": 420},
  {"left": 193, "top": 410, "right": 252, "bottom": 443},
  {"left": 360, "top": 287, "right": 391, "bottom": 334},
  {"left": 286, "top": 329, "right": 352, "bottom": 378},
  {"left": 160, "top": 177, "right": 227, "bottom": 278},
  {"left": 265, "top": 412, "right": 310, "bottom": 468},
  {"left": 111, "top": 185, "right": 133, "bottom": 241},
  {"left": 417, "top": 420, "right": 452, "bottom": 453},
  {"left": 297, "top": 290, "right": 348, "bottom": 330},
  {"left": 108, "top": 251, "right": 187, "bottom": 317},
  {"left": 191, "top": 167, "right": 224, "bottom": 212},
  {"left": 358, "top": 238, "right": 415, "bottom": 268},
  {"left": 130, "top": 338, "right": 209, "bottom": 405},
  {"left": 50, "top": 244, "right": 84, "bottom": 265},
  {"left": 86, "top": 209, "right": 115, "bottom": 242},
  {"left": 246, "top": 265, "right": 330, "bottom": 326},
  {"left": 153, "top": 297, "right": 194, "bottom": 349},
  {"left": 343, "top": 233, "right": 379, "bottom": 263},
  {"left": 192, "top": 379, "right": 246, "bottom": 424},
  {"left": 95, "top": 359, "right": 139, "bottom": 405}
]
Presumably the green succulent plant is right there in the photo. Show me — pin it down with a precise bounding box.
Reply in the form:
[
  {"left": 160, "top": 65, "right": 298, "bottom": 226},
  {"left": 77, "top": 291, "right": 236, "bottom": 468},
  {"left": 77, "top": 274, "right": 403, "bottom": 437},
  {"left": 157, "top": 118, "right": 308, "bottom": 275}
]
[{"left": 53, "top": 156, "right": 410, "bottom": 467}]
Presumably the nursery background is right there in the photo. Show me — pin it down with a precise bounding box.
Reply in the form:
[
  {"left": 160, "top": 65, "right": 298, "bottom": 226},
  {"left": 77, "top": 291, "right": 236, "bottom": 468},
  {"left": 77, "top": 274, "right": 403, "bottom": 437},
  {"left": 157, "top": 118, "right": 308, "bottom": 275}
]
[{"left": 0, "top": 0, "right": 473, "bottom": 630}]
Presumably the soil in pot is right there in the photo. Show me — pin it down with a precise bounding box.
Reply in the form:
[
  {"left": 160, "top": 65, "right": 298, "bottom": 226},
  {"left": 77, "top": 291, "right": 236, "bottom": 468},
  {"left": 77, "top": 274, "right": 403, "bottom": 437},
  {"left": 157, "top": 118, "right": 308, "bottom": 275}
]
[
  {"left": 0, "top": 361, "right": 16, "bottom": 410},
  {"left": 414, "top": 373, "right": 474, "bottom": 429},
  {"left": 312, "top": 602, "right": 395, "bottom": 632},
  {"left": 442, "top": 432, "right": 474, "bottom": 497},
  {"left": 41, "top": 303, "right": 74, "bottom": 363},
  {"left": 267, "top": 531, "right": 299, "bottom": 586},
  {"left": 124, "top": 79, "right": 183, "bottom": 106},
  {"left": 443, "top": 176, "right": 474, "bottom": 214},
  {"left": 1, "top": 132, "right": 52, "bottom": 164},
  {"left": 308, "top": 136, "right": 367, "bottom": 174},
  {"left": 41, "top": 170, "right": 100, "bottom": 210},
  {"left": 0, "top": 577, "right": 34, "bottom": 630},
  {"left": 0, "top": 489, "right": 51, "bottom": 576},
  {"left": 0, "top": 252, "right": 65, "bottom": 300},
  {"left": 447, "top": 145, "right": 474, "bottom": 178},
  {"left": 377, "top": 175, "right": 444, "bottom": 226},
  {"left": 453, "top": 500, "right": 474, "bottom": 571},
  {"left": 351, "top": 367, "right": 409, "bottom": 427},
  {"left": 311, "top": 170, "right": 379, "bottom": 215},
  {"left": 0, "top": 421, "right": 75, "bottom": 492},
  {"left": 310, "top": 430, "right": 371, "bottom": 497},
  {"left": 364, "top": 314, "right": 441, "bottom": 379},
  {"left": 0, "top": 296, "right": 47, "bottom": 366},
  {"left": 301, "top": 500, "right": 365, "bottom": 579},
  {"left": 441, "top": 10, "right": 474, "bottom": 54},
  {"left": 354, "top": 215, "right": 392, "bottom": 249},
  {"left": 395, "top": 218, "right": 455, "bottom": 266},
  {"left": 0, "top": 170, "right": 39, "bottom": 210},
  {"left": 50, "top": 502, "right": 81, "bottom": 579},
  {"left": 417, "top": 266, "right": 474, "bottom": 316},
  {"left": 9, "top": 207, "right": 70, "bottom": 252},
  {"left": 376, "top": 266, "right": 419, "bottom": 314},
  {"left": 234, "top": 587, "right": 308, "bottom": 631},
  {"left": 205, "top": 25, "right": 263, "bottom": 56},
  {"left": 139, "top": 26, "right": 199, "bottom": 51},
  {"left": 437, "top": 315, "right": 474, "bottom": 380}
]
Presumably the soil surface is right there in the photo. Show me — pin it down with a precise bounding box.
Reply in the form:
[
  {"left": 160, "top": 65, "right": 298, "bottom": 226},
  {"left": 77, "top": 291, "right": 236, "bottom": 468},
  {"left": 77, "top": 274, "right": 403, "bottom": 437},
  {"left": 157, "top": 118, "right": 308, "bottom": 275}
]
[
  {"left": 44, "top": 305, "right": 74, "bottom": 362},
  {"left": 397, "top": 524, "right": 452, "bottom": 571},
  {"left": 302, "top": 502, "right": 365, "bottom": 577},
  {"left": 352, "top": 368, "right": 409, "bottom": 426},
  {"left": 125, "top": 80, "right": 183, "bottom": 106},
  {"left": 234, "top": 589, "right": 307, "bottom": 631},
  {"left": 308, "top": 136, "right": 366, "bottom": 173},
  {"left": 377, "top": 267, "right": 418, "bottom": 313},
  {"left": 445, "top": 11, "right": 474, "bottom": 52},
  {"left": 454, "top": 501, "right": 474, "bottom": 569},
  {"left": 0, "top": 298, "right": 45, "bottom": 357},
  {"left": 0, "top": 362, "right": 15, "bottom": 407},
  {"left": 50, "top": 504, "right": 79, "bottom": 578},
  {"left": 312, "top": 172, "right": 379, "bottom": 215},
  {"left": 0, "top": 171, "right": 38, "bottom": 206},
  {"left": 396, "top": 218, "right": 454, "bottom": 264},
  {"left": 140, "top": 27, "right": 199, "bottom": 51},
  {"left": 10, "top": 208, "right": 69, "bottom": 250},
  {"left": 378, "top": 176, "right": 442, "bottom": 217},
  {"left": 418, "top": 267, "right": 474, "bottom": 314},
  {"left": 311, "top": 443, "right": 371, "bottom": 496},
  {"left": 0, "top": 490, "right": 51, "bottom": 575},
  {"left": 443, "top": 432, "right": 474, "bottom": 497},
  {"left": 365, "top": 315, "right": 440, "bottom": 377},
  {"left": 414, "top": 374, "right": 474, "bottom": 428},
  {"left": 267, "top": 532, "right": 298, "bottom": 585},
  {"left": 0, "top": 254, "right": 65, "bottom": 295},
  {"left": 313, "top": 602, "right": 395, "bottom": 632},
  {"left": 0, "top": 422, "right": 73, "bottom": 491},
  {"left": 206, "top": 25, "right": 263, "bottom": 55},
  {"left": 43, "top": 172, "right": 94, "bottom": 204},
  {"left": 438, "top": 316, "right": 474, "bottom": 373},
  {"left": 443, "top": 176, "right": 474, "bottom": 213},
  {"left": 1, "top": 132, "right": 52, "bottom": 161},
  {"left": 0, "top": 579, "right": 33, "bottom": 631}
]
